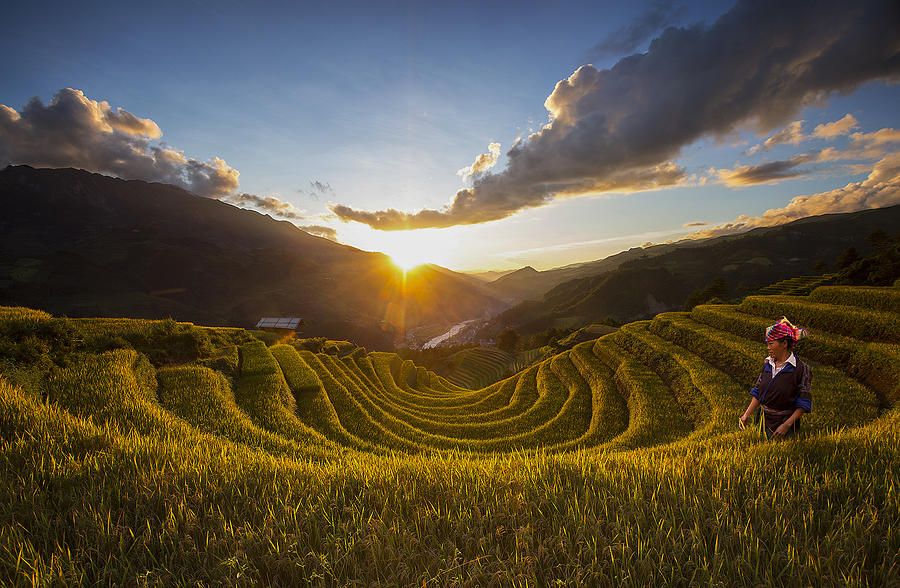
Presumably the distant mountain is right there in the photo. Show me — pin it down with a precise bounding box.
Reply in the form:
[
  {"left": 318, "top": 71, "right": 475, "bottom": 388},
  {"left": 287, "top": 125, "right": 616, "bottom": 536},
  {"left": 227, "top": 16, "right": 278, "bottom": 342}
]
[
  {"left": 0, "top": 166, "right": 506, "bottom": 349},
  {"left": 479, "top": 205, "right": 900, "bottom": 338},
  {"left": 486, "top": 247, "right": 674, "bottom": 302},
  {"left": 462, "top": 268, "right": 518, "bottom": 283}
]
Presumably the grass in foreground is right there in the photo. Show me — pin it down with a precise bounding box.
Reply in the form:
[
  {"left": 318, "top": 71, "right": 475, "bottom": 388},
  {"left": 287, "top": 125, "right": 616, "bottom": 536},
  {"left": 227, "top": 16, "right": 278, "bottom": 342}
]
[{"left": 1, "top": 381, "right": 897, "bottom": 586}]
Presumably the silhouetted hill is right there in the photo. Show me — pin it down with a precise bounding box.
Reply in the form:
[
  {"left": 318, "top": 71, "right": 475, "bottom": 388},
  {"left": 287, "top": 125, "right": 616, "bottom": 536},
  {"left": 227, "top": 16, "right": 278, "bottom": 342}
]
[
  {"left": 479, "top": 205, "right": 900, "bottom": 337},
  {"left": 0, "top": 166, "right": 506, "bottom": 348},
  {"left": 486, "top": 247, "right": 673, "bottom": 302}
]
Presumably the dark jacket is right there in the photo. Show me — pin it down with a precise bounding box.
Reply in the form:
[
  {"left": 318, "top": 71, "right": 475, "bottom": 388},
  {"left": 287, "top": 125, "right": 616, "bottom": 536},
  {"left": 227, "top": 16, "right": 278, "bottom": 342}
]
[{"left": 749, "top": 355, "right": 812, "bottom": 414}]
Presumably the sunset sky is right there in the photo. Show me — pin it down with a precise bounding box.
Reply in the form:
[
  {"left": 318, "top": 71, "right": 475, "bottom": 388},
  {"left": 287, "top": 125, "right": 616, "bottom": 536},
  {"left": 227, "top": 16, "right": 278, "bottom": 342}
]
[{"left": 2, "top": 0, "right": 898, "bottom": 271}]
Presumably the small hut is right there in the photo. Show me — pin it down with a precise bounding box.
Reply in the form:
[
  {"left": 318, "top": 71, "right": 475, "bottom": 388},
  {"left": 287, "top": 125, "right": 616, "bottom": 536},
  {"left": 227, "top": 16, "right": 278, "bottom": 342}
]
[{"left": 255, "top": 317, "right": 305, "bottom": 336}]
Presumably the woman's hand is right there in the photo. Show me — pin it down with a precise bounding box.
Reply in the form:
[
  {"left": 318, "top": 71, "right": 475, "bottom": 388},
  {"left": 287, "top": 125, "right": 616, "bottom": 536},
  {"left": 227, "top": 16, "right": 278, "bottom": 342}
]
[{"left": 772, "top": 422, "right": 792, "bottom": 438}]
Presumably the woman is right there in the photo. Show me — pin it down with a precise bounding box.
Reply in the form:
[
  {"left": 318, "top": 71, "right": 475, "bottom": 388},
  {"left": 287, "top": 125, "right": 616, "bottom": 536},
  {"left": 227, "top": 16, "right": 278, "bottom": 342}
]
[{"left": 739, "top": 317, "right": 812, "bottom": 438}]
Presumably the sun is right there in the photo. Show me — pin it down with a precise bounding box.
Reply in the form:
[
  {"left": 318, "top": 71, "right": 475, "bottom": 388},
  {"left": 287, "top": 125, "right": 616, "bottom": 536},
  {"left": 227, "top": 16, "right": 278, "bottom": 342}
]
[
  {"left": 339, "top": 225, "right": 460, "bottom": 271},
  {"left": 377, "top": 230, "right": 446, "bottom": 270},
  {"left": 388, "top": 250, "right": 428, "bottom": 271}
]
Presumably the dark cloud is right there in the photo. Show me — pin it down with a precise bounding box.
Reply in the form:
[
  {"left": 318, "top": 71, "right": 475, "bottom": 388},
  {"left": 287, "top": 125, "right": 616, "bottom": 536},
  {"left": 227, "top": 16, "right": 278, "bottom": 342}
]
[
  {"left": 0, "top": 88, "right": 341, "bottom": 237},
  {"left": 298, "top": 180, "right": 334, "bottom": 201},
  {"left": 718, "top": 153, "right": 815, "bottom": 186},
  {"left": 0, "top": 88, "right": 239, "bottom": 198},
  {"left": 310, "top": 180, "right": 333, "bottom": 194},
  {"left": 332, "top": 0, "right": 900, "bottom": 231},
  {"left": 332, "top": 162, "right": 685, "bottom": 230},
  {"left": 586, "top": 1, "right": 686, "bottom": 60}
]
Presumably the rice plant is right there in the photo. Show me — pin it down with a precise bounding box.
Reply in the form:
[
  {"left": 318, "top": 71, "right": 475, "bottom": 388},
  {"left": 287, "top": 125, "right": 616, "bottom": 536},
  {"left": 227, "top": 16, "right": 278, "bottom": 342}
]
[{"left": 1, "top": 282, "right": 898, "bottom": 585}]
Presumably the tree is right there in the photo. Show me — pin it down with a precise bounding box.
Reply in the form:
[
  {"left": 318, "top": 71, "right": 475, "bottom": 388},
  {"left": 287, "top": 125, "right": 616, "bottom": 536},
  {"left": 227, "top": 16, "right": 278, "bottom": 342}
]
[
  {"left": 868, "top": 228, "right": 890, "bottom": 250},
  {"left": 683, "top": 277, "right": 729, "bottom": 311},
  {"left": 496, "top": 328, "right": 520, "bottom": 353},
  {"left": 836, "top": 246, "right": 859, "bottom": 270},
  {"left": 836, "top": 237, "right": 900, "bottom": 286}
]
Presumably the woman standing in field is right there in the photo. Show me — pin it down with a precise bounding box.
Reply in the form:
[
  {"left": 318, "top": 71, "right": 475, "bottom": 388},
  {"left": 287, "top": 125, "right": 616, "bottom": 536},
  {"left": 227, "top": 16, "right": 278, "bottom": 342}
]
[{"left": 739, "top": 317, "right": 812, "bottom": 438}]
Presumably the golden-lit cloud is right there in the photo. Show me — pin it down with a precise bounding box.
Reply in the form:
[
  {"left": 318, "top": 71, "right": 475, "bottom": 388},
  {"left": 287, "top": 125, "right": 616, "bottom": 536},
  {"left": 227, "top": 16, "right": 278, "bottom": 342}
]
[
  {"left": 298, "top": 225, "right": 338, "bottom": 240},
  {"left": 817, "top": 127, "right": 900, "bottom": 162},
  {"left": 457, "top": 142, "right": 501, "bottom": 180},
  {"left": 332, "top": 0, "right": 900, "bottom": 231},
  {"left": 851, "top": 128, "right": 900, "bottom": 147},
  {"left": 685, "top": 151, "right": 900, "bottom": 240},
  {"left": 746, "top": 121, "right": 806, "bottom": 154},
  {"left": 683, "top": 221, "right": 708, "bottom": 227},
  {"left": 813, "top": 114, "right": 859, "bottom": 139}
]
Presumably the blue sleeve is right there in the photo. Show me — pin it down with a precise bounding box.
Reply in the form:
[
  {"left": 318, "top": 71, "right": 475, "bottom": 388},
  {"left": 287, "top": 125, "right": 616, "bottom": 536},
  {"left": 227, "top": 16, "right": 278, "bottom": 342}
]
[
  {"left": 749, "top": 363, "right": 766, "bottom": 399},
  {"left": 794, "top": 361, "right": 812, "bottom": 413}
]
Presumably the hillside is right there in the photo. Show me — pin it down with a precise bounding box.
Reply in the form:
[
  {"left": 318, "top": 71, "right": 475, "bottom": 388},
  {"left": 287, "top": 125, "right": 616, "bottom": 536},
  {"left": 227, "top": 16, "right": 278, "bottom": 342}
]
[
  {"left": 485, "top": 247, "right": 661, "bottom": 302},
  {"left": 0, "top": 166, "right": 506, "bottom": 348},
  {"left": 1, "top": 281, "right": 898, "bottom": 584},
  {"left": 481, "top": 205, "right": 900, "bottom": 336}
]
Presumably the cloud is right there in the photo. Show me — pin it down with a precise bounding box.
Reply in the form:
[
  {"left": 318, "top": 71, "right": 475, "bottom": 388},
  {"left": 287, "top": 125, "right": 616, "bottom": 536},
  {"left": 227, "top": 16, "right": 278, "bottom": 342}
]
[
  {"left": 457, "top": 142, "right": 501, "bottom": 180},
  {"left": 228, "top": 192, "right": 305, "bottom": 219},
  {"left": 747, "top": 120, "right": 806, "bottom": 154},
  {"left": 332, "top": 0, "right": 900, "bottom": 231},
  {"left": 586, "top": 0, "right": 686, "bottom": 60},
  {"left": 332, "top": 161, "right": 686, "bottom": 230},
  {"left": 717, "top": 153, "right": 816, "bottom": 186},
  {"left": 851, "top": 127, "right": 900, "bottom": 147},
  {"left": 685, "top": 151, "right": 900, "bottom": 239},
  {"left": 229, "top": 193, "right": 342, "bottom": 238},
  {"left": 0, "top": 88, "right": 239, "bottom": 198},
  {"left": 816, "top": 126, "right": 900, "bottom": 162},
  {"left": 813, "top": 114, "right": 859, "bottom": 138},
  {"left": 298, "top": 225, "right": 338, "bottom": 240},
  {"left": 683, "top": 221, "right": 708, "bottom": 227},
  {"left": 0, "top": 88, "right": 342, "bottom": 237},
  {"left": 310, "top": 180, "right": 331, "bottom": 193}
]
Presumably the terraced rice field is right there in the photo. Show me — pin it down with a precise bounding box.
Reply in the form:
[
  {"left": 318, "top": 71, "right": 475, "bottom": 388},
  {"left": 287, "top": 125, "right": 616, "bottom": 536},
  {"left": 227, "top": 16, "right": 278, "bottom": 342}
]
[
  {"left": 442, "top": 347, "right": 542, "bottom": 390},
  {"left": 753, "top": 273, "right": 836, "bottom": 296},
  {"left": 1, "top": 284, "right": 898, "bottom": 584}
]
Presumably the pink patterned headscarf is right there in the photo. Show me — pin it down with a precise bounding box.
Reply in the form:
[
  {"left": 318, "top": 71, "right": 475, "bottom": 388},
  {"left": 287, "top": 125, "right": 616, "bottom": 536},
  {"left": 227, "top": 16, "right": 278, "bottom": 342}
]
[{"left": 765, "top": 317, "right": 808, "bottom": 342}]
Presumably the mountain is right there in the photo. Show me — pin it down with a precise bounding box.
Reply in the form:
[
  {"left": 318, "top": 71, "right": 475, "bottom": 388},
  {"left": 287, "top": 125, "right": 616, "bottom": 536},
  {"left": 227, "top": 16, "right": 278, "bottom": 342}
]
[
  {"left": 461, "top": 269, "right": 517, "bottom": 283},
  {"left": 0, "top": 166, "right": 506, "bottom": 348},
  {"left": 479, "top": 205, "right": 900, "bottom": 338},
  {"left": 485, "top": 246, "right": 675, "bottom": 302}
]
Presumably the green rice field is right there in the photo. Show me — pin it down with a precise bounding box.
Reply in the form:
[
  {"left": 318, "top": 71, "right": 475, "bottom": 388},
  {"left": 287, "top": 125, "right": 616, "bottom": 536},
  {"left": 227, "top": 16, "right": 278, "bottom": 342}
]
[{"left": 1, "top": 284, "right": 898, "bottom": 585}]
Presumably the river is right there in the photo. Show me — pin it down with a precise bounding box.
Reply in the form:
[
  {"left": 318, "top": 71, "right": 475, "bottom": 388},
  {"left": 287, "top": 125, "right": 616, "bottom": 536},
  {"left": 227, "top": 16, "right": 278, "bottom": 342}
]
[{"left": 422, "top": 319, "right": 480, "bottom": 349}]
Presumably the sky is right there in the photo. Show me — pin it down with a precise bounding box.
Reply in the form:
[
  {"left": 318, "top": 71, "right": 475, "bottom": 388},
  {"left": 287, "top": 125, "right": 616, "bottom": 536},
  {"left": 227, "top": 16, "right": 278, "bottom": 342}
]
[{"left": 1, "top": 0, "right": 898, "bottom": 272}]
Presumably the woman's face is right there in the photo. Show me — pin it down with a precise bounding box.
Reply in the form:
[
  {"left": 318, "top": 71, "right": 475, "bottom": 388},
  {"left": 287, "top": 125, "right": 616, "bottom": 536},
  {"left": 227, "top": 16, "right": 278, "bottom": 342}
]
[{"left": 766, "top": 338, "right": 789, "bottom": 358}]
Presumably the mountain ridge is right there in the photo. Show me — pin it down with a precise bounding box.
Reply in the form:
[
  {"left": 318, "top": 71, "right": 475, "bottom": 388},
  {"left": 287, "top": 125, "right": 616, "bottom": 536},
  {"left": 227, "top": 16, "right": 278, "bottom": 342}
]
[
  {"left": 478, "top": 204, "right": 900, "bottom": 338},
  {"left": 0, "top": 165, "right": 507, "bottom": 348}
]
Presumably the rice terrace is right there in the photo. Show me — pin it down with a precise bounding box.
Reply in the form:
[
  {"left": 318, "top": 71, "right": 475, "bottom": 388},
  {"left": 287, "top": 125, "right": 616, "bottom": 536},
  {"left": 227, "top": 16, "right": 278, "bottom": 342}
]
[{"left": 2, "top": 278, "right": 899, "bottom": 585}]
